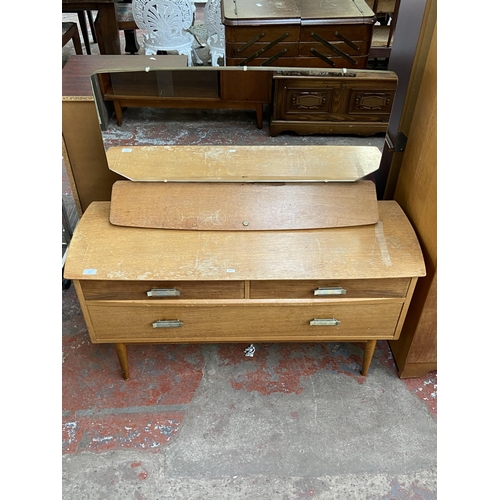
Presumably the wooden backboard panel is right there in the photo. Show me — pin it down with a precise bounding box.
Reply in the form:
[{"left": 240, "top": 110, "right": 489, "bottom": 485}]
[{"left": 109, "top": 180, "right": 379, "bottom": 230}]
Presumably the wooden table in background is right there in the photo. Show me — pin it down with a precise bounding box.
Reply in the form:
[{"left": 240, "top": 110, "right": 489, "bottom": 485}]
[{"left": 62, "top": 0, "right": 120, "bottom": 54}]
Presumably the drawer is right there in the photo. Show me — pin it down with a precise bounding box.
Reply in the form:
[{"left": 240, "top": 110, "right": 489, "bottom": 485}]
[
  {"left": 250, "top": 279, "right": 410, "bottom": 299},
  {"left": 298, "top": 40, "right": 370, "bottom": 58},
  {"left": 299, "top": 24, "right": 373, "bottom": 44},
  {"left": 87, "top": 301, "right": 404, "bottom": 343},
  {"left": 79, "top": 280, "right": 245, "bottom": 300},
  {"left": 294, "top": 54, "right": 369, "bottom": 69},
  {"left": 225, "top": 56, "right": 302, "bottom": 67},
  {"left": 225, "top": 25, "right": 300, "bottom": 43},
  {"left": 225, "top": 41, "right": 299, "bottom": 59}
]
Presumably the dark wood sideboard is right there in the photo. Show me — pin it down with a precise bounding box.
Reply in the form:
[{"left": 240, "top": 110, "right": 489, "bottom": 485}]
[{"left": 222, "top": 0, "right": 376, "bottom": 68}]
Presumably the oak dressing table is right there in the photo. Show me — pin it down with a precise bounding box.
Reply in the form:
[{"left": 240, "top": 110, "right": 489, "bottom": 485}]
[{"left": 64, "top": 145, "right": 425, "bottom": 379}]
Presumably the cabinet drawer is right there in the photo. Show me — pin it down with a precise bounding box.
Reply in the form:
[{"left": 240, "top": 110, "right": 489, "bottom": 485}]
[
  {"left": 300, "top": 25, "right": 373, "bottom": 44},
  {"left": 298, "top": 40, "right": 370, "bottom": 59},
  {"left": 79, "top": 280, "right": 245, "bottom": 300},
  {"left": 225, "top": 26, "right": 300, "bottom": 43},
  {"left": 225, "top": 41, "right": 299, "bottom": 58},
  {"left": 250, "top": 279, "right": 410, "bottom": 299},
  {"left": 87, "top": 301, "right": 403, "bottom": 343}
]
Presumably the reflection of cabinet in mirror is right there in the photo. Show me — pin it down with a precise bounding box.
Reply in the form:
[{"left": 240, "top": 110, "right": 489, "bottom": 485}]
[
  {"left": 93, "top": 65, "right": 396, "bottom": 134},
  {"left": 96, "top": 68, "right": 273, "bottom": 128},
  {"left": 270, "top": 70, "right": 397, "bottom": 136}
]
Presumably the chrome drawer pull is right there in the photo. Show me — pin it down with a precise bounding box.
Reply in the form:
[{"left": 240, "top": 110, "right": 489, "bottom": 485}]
[
  {"left": 147, "top": 288, "right": 180, "bottom": 297},
  {"left": 314, "top": 287, "right": 346, "bottom": 296},
  {"left": 152, "top": 320, "right": 184, "bottom": 328},
  {"left": 310, "top": 318, "right": 340, "bottom": 326}
]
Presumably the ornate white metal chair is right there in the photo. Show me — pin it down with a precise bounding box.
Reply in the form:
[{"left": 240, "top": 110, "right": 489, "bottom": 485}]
[
  {"left": 204, "top": 0, "right": 225, "bottom": 66},
  {"left": 132, "top": 0, "right": 202, "bottom": 65}
]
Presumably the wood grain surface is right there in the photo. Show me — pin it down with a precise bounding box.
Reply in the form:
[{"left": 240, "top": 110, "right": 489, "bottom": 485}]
[
  {"left": 64, "top": 201, "right": 425, "bottom": 281},
  {"left": 106, "top": 145, "right": 381, "bottom": 182},
  {"left": 109, "top": 180, "right": 379, "bottom": 230}
]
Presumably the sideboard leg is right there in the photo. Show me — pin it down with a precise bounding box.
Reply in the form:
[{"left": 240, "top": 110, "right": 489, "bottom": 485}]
[
  {"left": 113, "top": 101, "right": 123, "bottom": 126},
  {"left": 255, "top": 104, "right": 263, "bottom": 129},
  {"left": 361, "top": 340, "right": 377, "bottom": 376},
  {"left": 114, "top": 343, "right": 130, "bottom": 380}
]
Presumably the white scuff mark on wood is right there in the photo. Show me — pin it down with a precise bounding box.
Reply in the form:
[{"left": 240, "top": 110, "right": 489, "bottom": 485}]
[{"left": 374, "top": 221, "right": 392, "bottom": 266}]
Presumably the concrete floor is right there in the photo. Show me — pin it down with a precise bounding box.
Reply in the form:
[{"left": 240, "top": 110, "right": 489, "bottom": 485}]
[{"left": 62, "top": 8, "right": 437, "bottom": 499}]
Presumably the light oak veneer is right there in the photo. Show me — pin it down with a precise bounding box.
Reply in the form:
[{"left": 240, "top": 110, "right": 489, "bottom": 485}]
[{"left": 65, "top": 200, "right": 425, "bottom": 379}]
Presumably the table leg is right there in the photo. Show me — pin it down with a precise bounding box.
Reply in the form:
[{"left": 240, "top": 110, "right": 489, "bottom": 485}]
[
  {"left": 95, "top": 4, "right": 121, "bottom": 55},
  {"left": 115, "top": 343, "right": 130, "bottom": 379},
  {"left": 255, "top": 104, "right": 263, "bottom": 129},
  {"left": 361, "top": 339, "right": 377, "bottom": 376},
  {"left": 113, "top": 100, "right": 123, "bottom": 126}
]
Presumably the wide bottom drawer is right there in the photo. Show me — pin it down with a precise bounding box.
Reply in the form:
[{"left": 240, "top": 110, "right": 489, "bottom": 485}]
[{"left": 87, "top": 301, "right": 403, "bottom": 343}]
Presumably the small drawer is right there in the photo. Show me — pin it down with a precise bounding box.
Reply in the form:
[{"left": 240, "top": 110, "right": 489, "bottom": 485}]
[
  {"left": 299, "top": 24, "right": 373, "bottom": 44},
  {"left": 79, "top": 280, "right": 245, "bottom": 300},
  {"left": 225, "top": 56, "right": 301, "bottom": 67},
  {"left": 250, "top": 279, "right": 410, "bottom": 299},
  {"left": 292, "top": 54, "right": 369, "bottom": 69},
  {"left": 225, "top": 25, "right": 300, "bottom": 43},
  {"left": 298, "top": 40, "right": 370, "bottom": 58},
  {"left": 226, "top": 41, "right": 299, "bottom": 58},
  {"left": 87, "top": 301, "right": 403, "bottom": 343}
]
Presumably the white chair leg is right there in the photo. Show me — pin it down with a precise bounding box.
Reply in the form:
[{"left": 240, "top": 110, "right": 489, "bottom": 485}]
[
  {"left": 192, "top": 46, "right": 203, "bottom": 65},
  {"left": 180, "top": 49, "right": 193, "bottom": 66}
]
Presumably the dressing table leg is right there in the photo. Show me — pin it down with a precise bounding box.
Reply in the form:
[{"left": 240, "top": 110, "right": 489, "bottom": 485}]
[
  {"left": 361, "top": 340, "right": 377, "bottom": 376},
  {"left": 115, "top": 343, "right": 130, "bottom": 380}
]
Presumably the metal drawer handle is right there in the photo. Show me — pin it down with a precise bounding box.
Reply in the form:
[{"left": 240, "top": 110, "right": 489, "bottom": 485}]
[
  {"left": 310, "top": 318, "right": 340, "bottom": 326},
  {"left": 147, "top": 288, "right": 180, "bottom": 297},
  {"left": 314, "top": 287, "right": 346, "bottom": 296},
  {"left": 152, "top": 320, "right": 184, "bottom": 328}
]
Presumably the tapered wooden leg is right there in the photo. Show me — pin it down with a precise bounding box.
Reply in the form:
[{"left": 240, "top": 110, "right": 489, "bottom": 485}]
[
  {"left": 361, "top": 340, "right": 377, "bottom": 376},
  {"left": 114, "top": 343, "right": 130, "bottom": 380},
  {"left": 113, "top": 101, "right": 123, "bottom": 126}
]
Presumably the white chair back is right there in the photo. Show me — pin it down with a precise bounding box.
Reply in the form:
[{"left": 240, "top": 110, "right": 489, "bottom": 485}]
[{"left": 132, "top": 0, "right": 200, "bottom": 65}]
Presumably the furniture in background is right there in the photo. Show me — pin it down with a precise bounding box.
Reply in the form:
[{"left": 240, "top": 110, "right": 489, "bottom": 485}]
[
  {"left": 132, "top": 0, "right": 202, "bottom": 65},
  {"left": 62, "top": 22, "right": 83, "bottom": 54},
  {"left": 63, "top": 9, "right": 97, "bottom": 54},
  {"left": 366, "top": 0, "right": 401, "bottom": 61},
  {"left": 204, "top": 0, "right": 225, "bottom": 66},
  {"left": 95, "top": 67, "right": 272, "bottom": 128},
  {"left": 64, "top": 145, "right": 425, "bottom": 380},
  {"left": 94, "top": 66, "right": 396, "bottom": 132},
  {"left": 222, "top": 0, "right": 375, "bottom": 68},
  {"left": 95, "top": 2, "right": 140, "bottom": 54},
  {"left": 270, "top": 69, "right": 397, "bottom": 136},
  {"left": 63, "top": 0, "right": 121, "bottom": 54}
]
